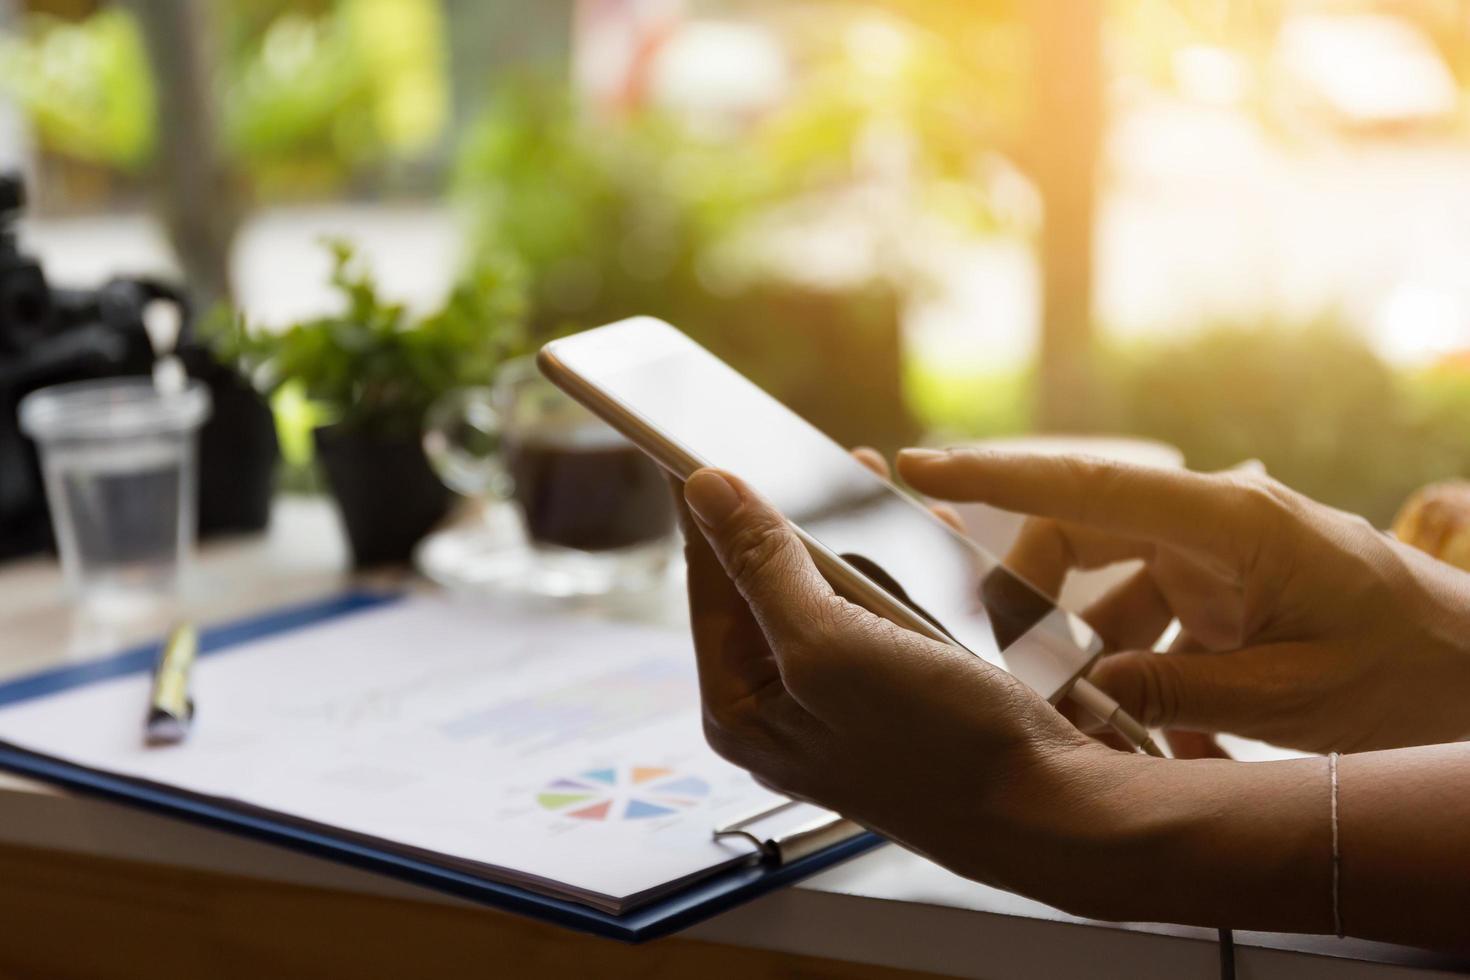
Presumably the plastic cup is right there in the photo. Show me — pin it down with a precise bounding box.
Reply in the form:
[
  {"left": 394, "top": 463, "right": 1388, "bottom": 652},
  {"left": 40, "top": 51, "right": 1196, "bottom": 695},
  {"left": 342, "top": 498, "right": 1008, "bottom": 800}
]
[{"left": 19, "top": 378, "right": 212, "bottom": 616}]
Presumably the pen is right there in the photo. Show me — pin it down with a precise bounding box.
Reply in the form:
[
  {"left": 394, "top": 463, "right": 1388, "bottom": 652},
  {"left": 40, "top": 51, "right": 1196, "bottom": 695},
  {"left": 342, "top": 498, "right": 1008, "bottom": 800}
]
[{"left": 146, "top": 623, "right": 197, "bottom": 746}]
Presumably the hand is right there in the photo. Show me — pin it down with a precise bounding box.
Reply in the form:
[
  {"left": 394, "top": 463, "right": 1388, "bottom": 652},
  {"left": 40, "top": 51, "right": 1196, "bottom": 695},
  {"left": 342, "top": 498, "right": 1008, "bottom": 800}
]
[
  {"left": 676, "top": 467, "right": 1135, "bottom": 911},
  {"left": 857, "top": 445, "right": 1216, "bottom": 758},
  {"left": 898, "top": 449, "right": 1470, "bottom": 754}
]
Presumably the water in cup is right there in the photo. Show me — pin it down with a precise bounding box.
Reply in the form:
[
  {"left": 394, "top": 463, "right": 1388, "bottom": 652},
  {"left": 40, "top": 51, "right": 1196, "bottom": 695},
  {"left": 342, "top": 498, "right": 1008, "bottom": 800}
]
[{"left": 20, "top": 378, "right": 211, "bottom": 617}]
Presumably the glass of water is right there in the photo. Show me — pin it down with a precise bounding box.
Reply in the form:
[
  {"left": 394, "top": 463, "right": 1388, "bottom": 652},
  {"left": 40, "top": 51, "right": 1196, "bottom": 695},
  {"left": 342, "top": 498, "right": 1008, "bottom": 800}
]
[{"left": 19, "top": 378, "right": 212, "bottom": 617}]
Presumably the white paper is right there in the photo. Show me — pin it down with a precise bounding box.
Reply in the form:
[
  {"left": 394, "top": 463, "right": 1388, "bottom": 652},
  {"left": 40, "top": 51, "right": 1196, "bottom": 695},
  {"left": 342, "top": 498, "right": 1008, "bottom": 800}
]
[{"left": 0, "top": 596, "right": 817, "bottom": 912}]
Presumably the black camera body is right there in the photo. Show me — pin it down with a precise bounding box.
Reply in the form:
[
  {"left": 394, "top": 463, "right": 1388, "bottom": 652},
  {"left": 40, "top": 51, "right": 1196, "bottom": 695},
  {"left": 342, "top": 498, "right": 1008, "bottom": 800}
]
[{"left": 0, "top": 174, "right": 278, "bottom": 559}]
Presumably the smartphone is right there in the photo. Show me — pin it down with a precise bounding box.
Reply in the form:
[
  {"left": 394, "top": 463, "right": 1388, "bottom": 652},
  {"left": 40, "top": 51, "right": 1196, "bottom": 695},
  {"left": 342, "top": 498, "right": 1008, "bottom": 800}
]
[{"left": 538, "top": 317, "right": 1102, "bottom": 703}]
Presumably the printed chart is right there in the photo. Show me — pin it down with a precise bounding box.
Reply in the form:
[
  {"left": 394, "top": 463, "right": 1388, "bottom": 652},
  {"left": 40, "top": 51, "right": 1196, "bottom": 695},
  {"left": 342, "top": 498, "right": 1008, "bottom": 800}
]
[{"left": 537, "top": 766, "right": 711, "bottom": 821}]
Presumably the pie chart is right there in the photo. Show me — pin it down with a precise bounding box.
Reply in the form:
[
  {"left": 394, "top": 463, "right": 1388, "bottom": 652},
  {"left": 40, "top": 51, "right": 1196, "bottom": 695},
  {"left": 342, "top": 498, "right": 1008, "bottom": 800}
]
[{"left": 536, "top": 766, "right": 711, "bottom": 821}]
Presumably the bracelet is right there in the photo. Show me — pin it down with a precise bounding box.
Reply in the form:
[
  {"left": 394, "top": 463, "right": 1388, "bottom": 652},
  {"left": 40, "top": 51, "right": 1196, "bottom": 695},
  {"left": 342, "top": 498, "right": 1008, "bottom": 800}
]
[{"left": 1329, "top": 751, "right": 1343, "bottom": 938}]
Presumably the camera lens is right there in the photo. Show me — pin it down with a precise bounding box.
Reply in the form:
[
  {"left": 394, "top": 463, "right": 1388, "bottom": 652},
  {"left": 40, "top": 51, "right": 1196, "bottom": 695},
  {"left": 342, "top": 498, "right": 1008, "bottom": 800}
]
[
  {"left": 0, "top": 262, "right": 51, "bottom": 351},
  {"left": 0, "top": 173, "right": 24, "bottom": 215}
]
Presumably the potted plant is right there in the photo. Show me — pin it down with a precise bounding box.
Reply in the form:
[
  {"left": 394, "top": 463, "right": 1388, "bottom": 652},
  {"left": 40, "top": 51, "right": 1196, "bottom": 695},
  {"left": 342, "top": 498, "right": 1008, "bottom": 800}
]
[{"left": 213, "top": 241, "right": 524, "bottom": 565}]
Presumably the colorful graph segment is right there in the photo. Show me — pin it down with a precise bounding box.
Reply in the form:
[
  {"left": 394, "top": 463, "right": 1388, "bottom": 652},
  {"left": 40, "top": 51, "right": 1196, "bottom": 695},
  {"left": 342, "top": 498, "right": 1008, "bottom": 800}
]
[
  {"left": 535, "top": 766, "right": 711, "bottom": 822},
  {"left": 567, "top": 799, "right": 612, "bottom": 820},
  {"left": 632, "top": 766, "right": 672, "bottom": 784}
]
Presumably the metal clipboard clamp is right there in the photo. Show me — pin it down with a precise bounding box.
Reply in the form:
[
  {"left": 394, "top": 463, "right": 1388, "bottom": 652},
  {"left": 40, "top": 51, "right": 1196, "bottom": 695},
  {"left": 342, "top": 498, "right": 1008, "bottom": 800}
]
[{"left": 713, "top": 800, "right": 868, "bottom": 866}]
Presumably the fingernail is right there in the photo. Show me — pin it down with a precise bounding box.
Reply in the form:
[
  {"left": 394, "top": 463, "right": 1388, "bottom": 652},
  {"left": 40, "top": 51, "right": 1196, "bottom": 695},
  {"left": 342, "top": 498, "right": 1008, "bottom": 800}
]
[
  {"left": 685, "top": 470, "right": 742, "bottom": 527},
  {"left": 898, "top": 448, "right": 949, "bottom": 463}
]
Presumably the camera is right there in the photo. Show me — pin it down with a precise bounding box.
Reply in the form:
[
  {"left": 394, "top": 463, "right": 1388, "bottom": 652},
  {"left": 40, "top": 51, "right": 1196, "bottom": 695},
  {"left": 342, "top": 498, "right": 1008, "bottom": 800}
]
[{"left": 0, "top": 173, "right": 278, "bottom": 559}]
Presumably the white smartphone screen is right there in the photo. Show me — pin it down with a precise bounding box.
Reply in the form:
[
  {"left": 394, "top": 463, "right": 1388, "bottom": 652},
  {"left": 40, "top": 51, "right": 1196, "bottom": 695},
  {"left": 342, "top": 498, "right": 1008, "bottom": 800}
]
[{"left": 541, "top": 318, "right": 1103, "bottom": 701}]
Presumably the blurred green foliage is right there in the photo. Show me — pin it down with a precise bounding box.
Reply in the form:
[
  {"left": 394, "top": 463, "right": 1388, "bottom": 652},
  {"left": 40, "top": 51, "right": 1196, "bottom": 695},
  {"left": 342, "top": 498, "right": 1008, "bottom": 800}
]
[
  {"left": 738, "top": 7, "right": 1018, "bottom": 236},
  {"left": 0, "top": 9, "right": 155, "bottom": 169},
  {"left": 0, "top": 0, "right": 447, "bottom": 194},
  {"left": 452, "top": 31, "right": 1023, "bottom": 340},
  {"left": 909, "top": 324, "right": 1470, "bottom": 526},
  {"left": 222, "top": 0, "right": 448, "bottom": 194},
  {"left": 906, "top": 362, "right": 1035, "bottom": 443},
  {"left": 857, "top": 1, "right": 1029, "bottom": 153},
  {"left": 205, "top": 240, "right": 525, "bottom": 439},
  {"left": 1105, "top": 326, "right": 1470, "bottom": 525},
  {"left": 452, "top": 80, "right": 718, "bottom": 339},
  {"left": 449, "top": 48, "right": 1029, "bottom": 450},
  {"left": 455, "top": 78, "right": 920, "bottom": 448}
]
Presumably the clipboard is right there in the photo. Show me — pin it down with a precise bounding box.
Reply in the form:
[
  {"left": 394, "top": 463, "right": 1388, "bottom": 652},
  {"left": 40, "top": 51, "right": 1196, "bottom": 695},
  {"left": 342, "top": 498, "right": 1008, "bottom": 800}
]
[{"left": 0, "top": 592, "right": 883, "bottom": 942}]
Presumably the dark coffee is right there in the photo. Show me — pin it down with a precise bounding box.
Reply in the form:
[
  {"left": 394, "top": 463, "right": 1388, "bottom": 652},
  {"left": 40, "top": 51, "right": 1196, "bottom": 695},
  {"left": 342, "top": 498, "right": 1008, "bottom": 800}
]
[{"left": 508, "top": 432, "right": 674, "bottom": 552}]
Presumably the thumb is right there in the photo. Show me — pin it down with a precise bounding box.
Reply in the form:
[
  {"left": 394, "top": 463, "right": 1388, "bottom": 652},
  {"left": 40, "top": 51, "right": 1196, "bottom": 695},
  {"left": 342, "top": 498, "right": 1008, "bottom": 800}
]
[
  {"left": 685, "top": 469, "right": 1005, "bottom": 728},
  {"left": 683, "top": 469, "right": 838, "bottom": 646},
  {"left": 1087, "top": 646, "right": 1282, "bottom": 733}
]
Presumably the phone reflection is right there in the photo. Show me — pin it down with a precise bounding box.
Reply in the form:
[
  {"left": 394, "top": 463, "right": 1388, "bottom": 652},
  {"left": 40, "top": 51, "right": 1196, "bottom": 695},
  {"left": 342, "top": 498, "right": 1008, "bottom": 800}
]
[{"left": 788, "top": 485, "right": 1103, "bottom": 699}]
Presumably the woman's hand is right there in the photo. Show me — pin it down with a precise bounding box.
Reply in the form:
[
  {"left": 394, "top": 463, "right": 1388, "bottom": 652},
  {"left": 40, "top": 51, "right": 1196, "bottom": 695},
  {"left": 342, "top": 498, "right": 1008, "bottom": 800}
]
[
  {"left": 676, "top": 467, "right": 1138, "bottom": 912},
  {"left": 675, "top": 462, "right": 1470, "bottom": 945},
  {"left": 898, "top": 449, "right": 1470, "bottom": 754}
]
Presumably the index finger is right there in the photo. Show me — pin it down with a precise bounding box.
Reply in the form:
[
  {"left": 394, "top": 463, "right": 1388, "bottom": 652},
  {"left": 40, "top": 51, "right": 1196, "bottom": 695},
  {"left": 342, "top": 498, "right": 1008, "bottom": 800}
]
[{"left": 897, "top": 449, "right": 1251, "bottom": 561}]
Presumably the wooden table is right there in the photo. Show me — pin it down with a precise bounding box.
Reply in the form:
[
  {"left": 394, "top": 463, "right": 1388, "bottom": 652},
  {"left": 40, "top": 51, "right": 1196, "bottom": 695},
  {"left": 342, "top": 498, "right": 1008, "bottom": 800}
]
[{"left": 1, "top": 499, "right": 1463, "bottom": 979}]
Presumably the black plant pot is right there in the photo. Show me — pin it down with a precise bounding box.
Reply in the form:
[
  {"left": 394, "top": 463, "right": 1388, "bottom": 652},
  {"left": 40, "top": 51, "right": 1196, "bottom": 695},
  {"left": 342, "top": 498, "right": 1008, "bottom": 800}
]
[{"left": 314, "top": 425, "right": 453, "bottom": 568}]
